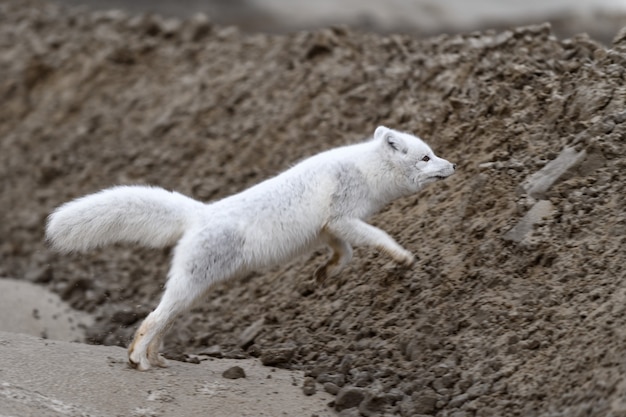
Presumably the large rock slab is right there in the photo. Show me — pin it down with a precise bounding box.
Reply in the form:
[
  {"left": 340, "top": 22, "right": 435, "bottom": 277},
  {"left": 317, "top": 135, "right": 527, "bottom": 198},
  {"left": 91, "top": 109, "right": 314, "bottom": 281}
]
[
  {"left": 503, "top": 200, "right": 555, "bottom": 243},
  {"left": 0, "top": 331, "right": 333, "bottom": 417},
  {"left": 0, "top": 278, "right": 93, "bottom": 342},
  {"left": 517, "top": 147, "right": 587, "bottom": 199}
]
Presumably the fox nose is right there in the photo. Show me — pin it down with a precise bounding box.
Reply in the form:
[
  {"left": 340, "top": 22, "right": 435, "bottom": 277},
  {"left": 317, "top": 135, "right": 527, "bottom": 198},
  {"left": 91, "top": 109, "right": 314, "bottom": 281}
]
[{"left": 452, "top": 163, "right": 457, "bottom": 170}]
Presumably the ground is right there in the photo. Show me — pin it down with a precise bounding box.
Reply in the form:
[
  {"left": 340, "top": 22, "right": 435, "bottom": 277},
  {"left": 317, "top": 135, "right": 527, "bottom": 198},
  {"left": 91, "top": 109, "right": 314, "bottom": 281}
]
[
  {"left": 0, "top": 331, "right": 334, "bottom": 416},
  {"left": 1, "top": 1, "right": 626, "bottom": 416}
]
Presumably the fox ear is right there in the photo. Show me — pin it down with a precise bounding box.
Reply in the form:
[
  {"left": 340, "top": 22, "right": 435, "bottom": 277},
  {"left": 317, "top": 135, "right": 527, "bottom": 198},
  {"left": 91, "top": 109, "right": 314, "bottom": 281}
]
[
  {"left": 374, "top": 125, "right": 390, "bottom": 140},
  {"left": 376, "top": 126, "right": 408, "bottom": 154}
]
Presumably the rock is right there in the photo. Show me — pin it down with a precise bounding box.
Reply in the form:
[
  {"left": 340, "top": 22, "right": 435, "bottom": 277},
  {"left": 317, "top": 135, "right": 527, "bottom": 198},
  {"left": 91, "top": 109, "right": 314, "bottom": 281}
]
[
  {"left": 518, "top": 146, "right": 587, "bottom": 199},
  {"left": 238, "top": 318, "right": 265, "bottom": 349},
  {"left": 432, "top": 363, "right": 450, "bottom": 377},
  {"left": 354, "top": 371, "right": 373, "bottom": 387},
  {"left": 302, "top": 376, "right": 316, "bottom": 396},
  {"left": 317, "top": 373, "right": 345, "bottom": 387},
  {"left": 412, "top": 392, "right": 439, "bottom": 414},
  {"left": 337, "top": 408, "right": 361, "bottom": 417},
  {"left": 359, "top": 392, "right": 389, "bottom": 417},
  {"left": 383, "top": 388, "right": 406, "bottom": 405},
  {"left": 323, "top": 382, "right": 341, "bottom": 395},
  {"left": 339, "top": 354, "right": 355, "bottom": 375},
  {"left": 222, "top": 348, "right": 248, "bottom": 360},
  {"left": 306, "top": 364, "right": 333, "bottom": 379},
  {"left": 399, "top": 397, "right": 415, "bottom": 416},
  {"left": 260, "top": 343, "right": 296, "bottom": 367},
  {"left": 466, "top": 383, "right": 490, "bottom": 400},
  {"left": 433, "top": 372, "right": 459, "bottom": 392},
  {"left": 503, "top": 200, "right": 554, "bottom": 243},
  {"left": 198, "top": 345, "right": 223, "bottom": 358},
  {"left": 222, "top": 365, "right": 246, "bottom": 379},
  {"left": 335, "top": 386, "right": 367, "bottom": 411},
  {"left": 449, "top": 393, "right": 470, "bottom": 408},
  {"left": 523, "top": 339, "right": 540, "bottom": 350}
]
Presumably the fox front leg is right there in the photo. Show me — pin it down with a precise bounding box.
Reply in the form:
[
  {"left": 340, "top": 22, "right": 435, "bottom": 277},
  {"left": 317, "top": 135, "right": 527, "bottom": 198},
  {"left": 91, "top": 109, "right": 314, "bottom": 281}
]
[
  {"left": 315, "top": 228, "right": 353, "bottom": 283},
  {"left": 326, "top": 218, "right": 416, "bottom": 267}
]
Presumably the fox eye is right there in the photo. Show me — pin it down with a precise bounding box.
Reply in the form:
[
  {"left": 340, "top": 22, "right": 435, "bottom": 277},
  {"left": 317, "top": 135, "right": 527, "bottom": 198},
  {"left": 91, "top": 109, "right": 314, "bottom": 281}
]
[{"left": 422, "top": 155, "right": 430, "bottom": 162}]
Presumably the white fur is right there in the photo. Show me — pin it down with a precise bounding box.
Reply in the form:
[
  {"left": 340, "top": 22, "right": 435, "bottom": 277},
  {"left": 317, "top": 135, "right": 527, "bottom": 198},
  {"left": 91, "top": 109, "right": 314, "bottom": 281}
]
[{"left": 45, "top": 126, "right": 455, "bottom": 370}]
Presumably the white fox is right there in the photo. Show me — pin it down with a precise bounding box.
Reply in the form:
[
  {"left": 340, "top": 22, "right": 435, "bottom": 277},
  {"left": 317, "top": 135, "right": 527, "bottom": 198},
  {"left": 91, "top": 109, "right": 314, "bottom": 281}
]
[{"left": 46, "top": 126, "right": 456, "bottom": 370}]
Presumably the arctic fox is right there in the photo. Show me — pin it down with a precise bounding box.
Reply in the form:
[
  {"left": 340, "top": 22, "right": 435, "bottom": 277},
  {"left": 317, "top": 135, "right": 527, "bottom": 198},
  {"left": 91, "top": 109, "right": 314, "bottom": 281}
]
[{"left": 46, "top": 126, "right": 455, "bottom": 370}]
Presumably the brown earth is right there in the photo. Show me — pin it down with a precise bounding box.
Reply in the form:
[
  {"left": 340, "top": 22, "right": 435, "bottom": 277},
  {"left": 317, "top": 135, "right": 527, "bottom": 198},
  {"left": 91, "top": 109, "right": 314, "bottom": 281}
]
[{"left": 1, "top": 0, "right": 626, "bottom": 416}]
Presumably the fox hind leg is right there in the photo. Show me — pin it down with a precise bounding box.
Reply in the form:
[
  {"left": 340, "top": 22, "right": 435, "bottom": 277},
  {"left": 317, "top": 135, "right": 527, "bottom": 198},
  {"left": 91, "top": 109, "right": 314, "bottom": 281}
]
[
  {"left": 128, "top": 227, "right": 245, "bottom": 370},
  {"left": 127, "top": 278, "right": 193, "bottom": 371}
]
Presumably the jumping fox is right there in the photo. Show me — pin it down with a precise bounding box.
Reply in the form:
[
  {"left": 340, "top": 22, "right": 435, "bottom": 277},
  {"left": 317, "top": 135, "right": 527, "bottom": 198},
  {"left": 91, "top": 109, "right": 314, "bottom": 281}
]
[{"left": 46, "top": 126, "right": 456, "bottom": 370}]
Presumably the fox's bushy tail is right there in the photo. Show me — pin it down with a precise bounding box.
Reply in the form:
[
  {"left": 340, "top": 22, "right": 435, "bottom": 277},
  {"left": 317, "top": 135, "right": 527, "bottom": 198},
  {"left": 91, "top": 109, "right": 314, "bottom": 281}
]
[{"left": 46, "top": 185, "right": 205, "bottom": 253}]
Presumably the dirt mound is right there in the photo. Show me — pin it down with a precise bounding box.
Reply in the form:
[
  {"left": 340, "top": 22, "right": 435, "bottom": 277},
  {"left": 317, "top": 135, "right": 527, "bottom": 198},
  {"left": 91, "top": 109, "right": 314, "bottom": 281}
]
[{"left": 2, "top": 1, "right": 626, "bottom": 415}]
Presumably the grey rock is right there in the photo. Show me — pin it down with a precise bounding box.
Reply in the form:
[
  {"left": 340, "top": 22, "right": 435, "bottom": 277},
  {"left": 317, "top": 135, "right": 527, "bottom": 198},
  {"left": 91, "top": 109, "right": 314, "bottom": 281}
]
[
  {"left": 302, "top": 376, "right": 316, "bottom": 396},
  {"left": 466, "top": 383, "right": 490, "bottom": 400},
  {"left": 503, "top": 200, "right": 554, "bottom": 243},
  {"left": 354, "top": 371, "right": 373, "bottom": 387},
  {"left": 335, "top": 386, "right": 367, "bottom": 411},
  {"left": 449, "top": 393, "right": 470, "bottom": 408},
  {"left": 260, "top": 343, "right": 296, "bottom": 366},
  {"left": 433, "top": 372, "right": 459, "bottom": 392},
  {"left": 359, "top": 392, "right": 389, "bottom": 417},
  {"left": 198, "top": 345, "right": 223, "bottom": 358},
  {"left": 339, "top": 354, "right": 355, "bottom": 375},
  {"left": 238, "top": 317, "right": 265, "bottom": 349},
  {"left": 399, "top": 397, "right": 414, "bottom": 416},
  {"left": 222, "top": 365, "right": 246, "bottom": 379},
  {"left": 518, "top": 146, "right": 587, "bottom": 199},
  {"left": 337, "top": 408, "right": 361, "bottom": 417},
  {"left": 317, "top": 372, "right": 345, "bottom": 387},
  {"left": 323, "top": 382, "right": 341, "bottom": 395},
  {"left": 412, "top": 392, "right": 439, "bottom": 414}
]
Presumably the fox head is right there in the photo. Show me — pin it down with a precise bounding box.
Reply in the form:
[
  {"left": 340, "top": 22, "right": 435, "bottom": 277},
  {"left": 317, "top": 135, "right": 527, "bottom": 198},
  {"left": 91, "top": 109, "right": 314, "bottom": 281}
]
[{"left": 375, "top": 126, "right": 456, "bottom": 194}]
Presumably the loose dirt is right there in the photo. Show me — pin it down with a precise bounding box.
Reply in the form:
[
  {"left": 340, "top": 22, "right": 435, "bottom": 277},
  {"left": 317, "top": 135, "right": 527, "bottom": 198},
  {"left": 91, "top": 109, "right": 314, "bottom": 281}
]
[{"left": 1, "top": 1, "right": 626, "bottom": 415}]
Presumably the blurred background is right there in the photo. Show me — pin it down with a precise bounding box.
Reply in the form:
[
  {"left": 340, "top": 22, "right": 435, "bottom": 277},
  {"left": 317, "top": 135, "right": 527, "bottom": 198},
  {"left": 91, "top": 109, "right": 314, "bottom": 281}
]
[{"left": 49, "top": 0, "right": 626, "bottom": 43}]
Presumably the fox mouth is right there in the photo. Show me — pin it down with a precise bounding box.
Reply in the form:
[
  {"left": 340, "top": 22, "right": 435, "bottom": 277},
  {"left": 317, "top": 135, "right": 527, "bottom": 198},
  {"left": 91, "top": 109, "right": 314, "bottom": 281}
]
[{"left": 433, "top": 169, "right": 455, "bottom": 180}]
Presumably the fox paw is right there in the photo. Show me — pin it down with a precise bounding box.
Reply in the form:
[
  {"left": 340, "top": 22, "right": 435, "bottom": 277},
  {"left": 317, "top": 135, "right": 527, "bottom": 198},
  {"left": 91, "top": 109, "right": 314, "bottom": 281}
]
[
  {"left": 394, "top": 251, "right": 416, "bottom": 268},
  {"left": 128, "top": 352, "right": 152, "bottom": 371},
  {"left": 128, "top": 346, "right": 168, "bottom": 371},
  {"left": 128, "top": 352, "right": 168, "bottom": 371}
]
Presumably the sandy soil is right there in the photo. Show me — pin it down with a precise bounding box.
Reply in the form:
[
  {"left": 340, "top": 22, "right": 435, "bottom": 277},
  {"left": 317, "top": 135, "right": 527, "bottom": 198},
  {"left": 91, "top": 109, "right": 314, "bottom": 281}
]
[{"left": 1, "top": 0, "right": 626, "bottom": 415}]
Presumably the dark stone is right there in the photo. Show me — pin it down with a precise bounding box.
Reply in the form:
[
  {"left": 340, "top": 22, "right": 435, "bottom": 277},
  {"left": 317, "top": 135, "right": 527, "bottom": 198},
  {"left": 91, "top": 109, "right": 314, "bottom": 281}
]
[
  {"left": 335, "top": 386, "right": 367, "bottom": 411},
  {"left": 222, "top": 365, "right": 246, "bottom": 379}
]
